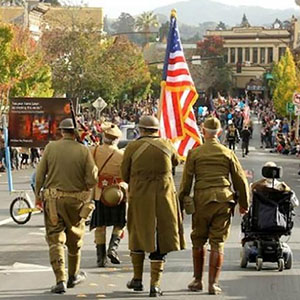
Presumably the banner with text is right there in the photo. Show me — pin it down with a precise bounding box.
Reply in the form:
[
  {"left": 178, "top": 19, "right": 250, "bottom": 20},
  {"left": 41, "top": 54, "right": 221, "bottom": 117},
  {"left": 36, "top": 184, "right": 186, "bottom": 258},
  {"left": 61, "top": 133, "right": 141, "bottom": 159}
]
[{"left": 9, "top": 97, "right": 72, "bottom": 147}]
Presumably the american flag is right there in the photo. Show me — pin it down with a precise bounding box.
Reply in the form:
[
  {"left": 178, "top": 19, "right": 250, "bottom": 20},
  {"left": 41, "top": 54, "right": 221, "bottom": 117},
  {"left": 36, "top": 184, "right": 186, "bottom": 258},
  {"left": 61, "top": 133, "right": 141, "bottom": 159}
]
[{"left": 159, "top": 10, "right": 201, "bottom": 157}]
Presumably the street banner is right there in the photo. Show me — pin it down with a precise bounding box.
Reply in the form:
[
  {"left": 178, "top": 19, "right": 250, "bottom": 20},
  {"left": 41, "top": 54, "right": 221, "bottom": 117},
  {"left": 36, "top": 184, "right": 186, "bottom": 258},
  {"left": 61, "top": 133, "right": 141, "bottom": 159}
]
[
  {"left": 159, "top": 9, "right": 201, "bottom": 158},
  {"left": 9, "top": 97, "right": 72, "bottom": 147}
]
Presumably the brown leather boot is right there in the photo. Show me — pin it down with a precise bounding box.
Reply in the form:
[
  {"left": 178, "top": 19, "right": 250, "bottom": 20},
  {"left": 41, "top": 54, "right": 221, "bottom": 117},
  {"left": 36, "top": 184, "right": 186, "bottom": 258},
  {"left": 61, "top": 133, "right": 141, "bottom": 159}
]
[
  {"left": 208, "top": 250, "right": 224, "bottom": 295},
  {"left": 188, "top": 247, "right": 206, "bottom": 291}
]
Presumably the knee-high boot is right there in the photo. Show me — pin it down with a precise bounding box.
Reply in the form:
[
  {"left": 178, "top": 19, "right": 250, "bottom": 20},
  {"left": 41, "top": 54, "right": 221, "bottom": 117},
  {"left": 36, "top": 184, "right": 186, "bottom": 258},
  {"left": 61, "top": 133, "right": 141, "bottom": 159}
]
[
  {"left": 208, "top": 250, "right": 224, "bottom": 295},
  {"left": 127, "top": 251, "right": 145, "bottom": 291},
  {"left": 149, "top": 260, "right": 164, "bottom": 297},
  {"left": 188, "top": 247, "right": 206, "bottom": 291},
  {"left": 107, "top": 234, "right": 121, "bottom": 264}
]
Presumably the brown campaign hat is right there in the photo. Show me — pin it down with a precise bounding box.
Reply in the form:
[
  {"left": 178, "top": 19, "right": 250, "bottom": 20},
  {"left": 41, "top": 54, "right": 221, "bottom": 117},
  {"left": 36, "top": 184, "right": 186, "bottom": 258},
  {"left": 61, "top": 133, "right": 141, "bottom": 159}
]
[
  {"left": 204, "top": 117, "right": 221, "bottom": 130},
  {"left": 101, "top": 122, "right": 122, "bottom": 139}
]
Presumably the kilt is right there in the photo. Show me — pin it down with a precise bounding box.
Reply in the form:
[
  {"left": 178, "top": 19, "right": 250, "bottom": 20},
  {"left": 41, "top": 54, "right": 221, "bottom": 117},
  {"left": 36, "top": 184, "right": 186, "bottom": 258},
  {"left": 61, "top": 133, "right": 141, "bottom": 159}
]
[{"left": 90, "top": 200, "right": 126, "bottom": 230}]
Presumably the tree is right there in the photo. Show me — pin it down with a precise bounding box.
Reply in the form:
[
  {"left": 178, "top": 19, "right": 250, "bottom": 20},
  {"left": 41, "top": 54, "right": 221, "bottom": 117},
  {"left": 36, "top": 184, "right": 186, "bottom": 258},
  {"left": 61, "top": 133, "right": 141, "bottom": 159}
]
[
  {"left": 196, "top": 36, "right": 232, "bottom": 95},
  {"left": 112, "top": 13, "right": 135, "bottom": 34},
  {"left": 215, "top": 21, "right": 227, "bottom": 30},
  {"left": 41, "top": 15, "right": 151, "bottom": 106},
  {"left": 135, "top": 11, "right": 159, "bottom": 47},
  {"left": 271, "top": 48, "right": 298, "bottom": 116},
  {"left": 0, "top": 22, "right": 53, "bottom": 113}
]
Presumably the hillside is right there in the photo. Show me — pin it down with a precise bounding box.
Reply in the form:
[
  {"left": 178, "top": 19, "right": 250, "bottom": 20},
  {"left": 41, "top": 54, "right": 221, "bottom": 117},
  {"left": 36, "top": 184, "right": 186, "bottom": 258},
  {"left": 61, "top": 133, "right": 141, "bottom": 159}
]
[{"left": 154, "top": 0, "right": 299, "bottom": 26}]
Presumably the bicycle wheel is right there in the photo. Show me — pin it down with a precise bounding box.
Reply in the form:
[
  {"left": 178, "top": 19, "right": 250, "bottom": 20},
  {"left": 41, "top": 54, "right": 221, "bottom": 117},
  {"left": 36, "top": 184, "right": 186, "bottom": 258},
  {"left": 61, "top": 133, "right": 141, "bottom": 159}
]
[{"left": 9, "top": 197, "right": 32, "bottom": 225}]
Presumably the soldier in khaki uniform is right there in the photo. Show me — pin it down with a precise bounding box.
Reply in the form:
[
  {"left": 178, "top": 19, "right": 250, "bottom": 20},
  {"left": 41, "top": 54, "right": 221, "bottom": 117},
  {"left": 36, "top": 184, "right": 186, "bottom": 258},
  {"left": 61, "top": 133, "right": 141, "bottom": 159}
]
[
  {"left": 179, "top": 117, "right": 249, "bottom": 295},
  {"left": 90, "top": 122, "right": 126, "bottom": 267},
  {"left": 35, "top": 118, "right": 98, "bottom": 294},
  {"left": 121, "top": 116, "right": 185, "bottom": 297}
]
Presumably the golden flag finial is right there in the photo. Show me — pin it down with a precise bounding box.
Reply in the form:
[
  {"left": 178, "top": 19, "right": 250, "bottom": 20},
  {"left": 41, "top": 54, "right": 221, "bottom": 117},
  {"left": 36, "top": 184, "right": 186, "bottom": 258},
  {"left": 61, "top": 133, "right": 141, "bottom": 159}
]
[{"left": 171, "top": 9, "right": 177, "bottom": 18}]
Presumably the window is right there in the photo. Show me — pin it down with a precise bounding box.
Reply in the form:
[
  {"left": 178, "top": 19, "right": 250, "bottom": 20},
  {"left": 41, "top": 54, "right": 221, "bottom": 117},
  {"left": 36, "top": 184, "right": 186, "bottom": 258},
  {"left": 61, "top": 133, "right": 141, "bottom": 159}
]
[
  {"left": 279, "top": 47, "right": 286, "bottom": 59},
  {"left": 245, "top": 48, "right": 250, "bottom": 62},
  {"left": 267, "top": 47, "right": 273, "bottom": 64},
  {"left": 224, "top": 49, "right": 229, "bottom": 63},
  {"left": 230, "top": 48, "right": 236, "bottom": 63},
  {"left": 237, "top": 48, "right": 243, "bottom": 63},
  {"left": 253, "top": 47, "right": 258, "bottom": 63},
  {"left": 260, "top": 48, "right": 266, "bottom": 64}
]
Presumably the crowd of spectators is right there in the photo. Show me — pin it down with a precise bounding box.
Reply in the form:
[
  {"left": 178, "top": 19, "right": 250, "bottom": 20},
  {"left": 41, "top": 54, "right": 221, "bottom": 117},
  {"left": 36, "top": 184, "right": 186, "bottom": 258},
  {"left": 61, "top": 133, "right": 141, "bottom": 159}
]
[{"left": 257, "top": 99, "right": 300, "bottom": 156}]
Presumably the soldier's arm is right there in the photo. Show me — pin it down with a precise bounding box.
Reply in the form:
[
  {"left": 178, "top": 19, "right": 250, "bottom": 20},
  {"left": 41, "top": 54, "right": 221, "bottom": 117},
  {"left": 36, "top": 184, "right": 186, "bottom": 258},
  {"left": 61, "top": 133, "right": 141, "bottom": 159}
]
[
  {"left": 84, "top": 148, "right": 98, "bottom": 189},
  {"left": 229, "top": 152, "right": 250, "bottom": 210},
  {"left": 178, "top": 150, "right": 194, "bottom": 205},
  {"left": 35, "top": 144, "right": 49, "bottom": 197},
  {"left": 167, "top": 140, "right": 180, "bottom": 167},
  {"left": 121, "top": 143, "right": 133, "bottom": 183}
]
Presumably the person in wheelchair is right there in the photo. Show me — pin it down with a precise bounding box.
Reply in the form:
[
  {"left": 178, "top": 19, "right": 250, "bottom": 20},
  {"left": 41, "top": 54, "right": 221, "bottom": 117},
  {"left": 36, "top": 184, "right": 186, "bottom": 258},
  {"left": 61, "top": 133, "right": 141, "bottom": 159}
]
[
  {"left": 241, "top": 162, "right": 298, "bottom": 271},
  {"left": 251, "top": 162, "right": 298, "bottom": 208}
]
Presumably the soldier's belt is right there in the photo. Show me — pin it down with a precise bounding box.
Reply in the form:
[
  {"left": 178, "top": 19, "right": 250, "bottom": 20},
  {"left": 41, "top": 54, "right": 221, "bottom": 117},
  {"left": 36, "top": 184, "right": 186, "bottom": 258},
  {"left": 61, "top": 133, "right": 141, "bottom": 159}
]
[{"left": 43, "top": 189, "right": 91, "bottom": 203}]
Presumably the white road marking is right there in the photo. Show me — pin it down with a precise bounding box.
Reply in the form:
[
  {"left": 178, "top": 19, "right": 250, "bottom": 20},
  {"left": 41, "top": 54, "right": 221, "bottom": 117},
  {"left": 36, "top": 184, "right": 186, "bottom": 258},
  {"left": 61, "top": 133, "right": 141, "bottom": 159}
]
[
  {"left": 28, "top": 232, "right": 44, "bottom": 236},
  {"left": 0, "top": 262, "right": 51, "bottom": 273},
  {"left": 0, "top": 217, "right": 17, "bottom": 226}
]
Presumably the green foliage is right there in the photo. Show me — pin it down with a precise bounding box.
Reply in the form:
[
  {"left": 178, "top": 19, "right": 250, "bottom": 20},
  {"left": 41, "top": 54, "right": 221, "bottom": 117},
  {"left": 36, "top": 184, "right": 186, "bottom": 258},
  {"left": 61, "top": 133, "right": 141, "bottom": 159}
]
[
  {"left": 196, "top": 36, "right": 232, "bottom": 95},
  {"left": 271, "top": 48, "right": 298, "bottom": 117},
  {"left": 135, "top": 11, "right": 159, "bottom": 47},
  {"left": 149, "top": 65, "right": 162, "bottom": 99},
  {"left": 0, "top": 23, "right": 53, "bottom": 110},
  {"left": 42, "top": 20, "right": 151, "bottom": 105}
]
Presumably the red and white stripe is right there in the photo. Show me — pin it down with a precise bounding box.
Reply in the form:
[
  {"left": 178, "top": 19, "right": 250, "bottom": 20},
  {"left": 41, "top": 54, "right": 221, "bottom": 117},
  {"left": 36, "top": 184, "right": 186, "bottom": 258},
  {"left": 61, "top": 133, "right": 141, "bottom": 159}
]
[{"left": 160, "top": 46, "right": 201, "bottom": 157}]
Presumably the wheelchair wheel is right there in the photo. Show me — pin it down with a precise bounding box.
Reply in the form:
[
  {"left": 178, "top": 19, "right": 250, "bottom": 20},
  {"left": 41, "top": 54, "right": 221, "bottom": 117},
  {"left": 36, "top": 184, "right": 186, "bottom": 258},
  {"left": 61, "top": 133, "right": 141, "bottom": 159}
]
[
  {"left": 240, "top": 248, "right": 248, "bottom": 268},
  {"left": 9, "top": 197, "right": 32, "bottom": 225},
  {"left": 285, "top": 252, "right": 293, "bottom": 270},
  {"left": 278, "top": 258, "right": 284, "bottom": 272},
  {"left": 256, "top": 257, "right": 263, "bottom": 271}
]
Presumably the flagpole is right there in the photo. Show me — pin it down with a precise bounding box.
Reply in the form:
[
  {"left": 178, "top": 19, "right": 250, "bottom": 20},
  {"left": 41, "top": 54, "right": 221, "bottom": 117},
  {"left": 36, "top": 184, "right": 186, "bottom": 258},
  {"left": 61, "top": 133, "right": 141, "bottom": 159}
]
[{"left": 158, "top": 9, "right": 177, "bottom": 121}]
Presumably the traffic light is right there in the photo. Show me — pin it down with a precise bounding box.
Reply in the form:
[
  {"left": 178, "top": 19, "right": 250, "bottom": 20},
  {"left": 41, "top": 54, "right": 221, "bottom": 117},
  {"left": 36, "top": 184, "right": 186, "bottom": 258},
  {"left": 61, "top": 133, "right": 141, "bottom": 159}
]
[{"left": 236, "top": 62, "right": 242, "bottom": 73}]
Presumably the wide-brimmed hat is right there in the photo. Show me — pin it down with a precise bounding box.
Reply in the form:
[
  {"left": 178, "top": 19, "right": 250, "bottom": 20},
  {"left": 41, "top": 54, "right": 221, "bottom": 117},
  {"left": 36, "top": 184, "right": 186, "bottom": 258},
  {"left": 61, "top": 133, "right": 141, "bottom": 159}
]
[{"left": 101, "top": 122, "right": 122, "bottom": 139}]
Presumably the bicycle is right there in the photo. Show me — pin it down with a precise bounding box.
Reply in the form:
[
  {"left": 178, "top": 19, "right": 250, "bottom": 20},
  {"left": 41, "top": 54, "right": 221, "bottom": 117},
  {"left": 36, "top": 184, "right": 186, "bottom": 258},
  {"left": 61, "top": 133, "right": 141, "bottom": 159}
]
[{"left": 9, "top": 190, "right": 41, "bottom": 225}]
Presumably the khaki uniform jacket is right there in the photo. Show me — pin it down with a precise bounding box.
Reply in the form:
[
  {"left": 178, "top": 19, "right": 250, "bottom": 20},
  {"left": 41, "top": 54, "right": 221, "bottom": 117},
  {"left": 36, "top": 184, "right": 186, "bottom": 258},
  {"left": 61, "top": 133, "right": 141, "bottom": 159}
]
[
  {"left": 35, "top": 136, "right": 98, "bottom": 196},
  {"left": 121, "top": 136, "right": 185, "bottom": 254},
  {"left": 179, "top": 137, "right": 249, "bottom": 209},
  {"left": 90, "top": 143, "right": 124, "bottom": 200}
]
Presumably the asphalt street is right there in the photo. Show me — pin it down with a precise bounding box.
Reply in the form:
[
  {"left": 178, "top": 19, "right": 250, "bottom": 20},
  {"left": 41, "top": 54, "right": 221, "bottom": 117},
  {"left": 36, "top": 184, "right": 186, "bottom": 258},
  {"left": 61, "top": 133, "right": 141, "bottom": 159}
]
[{"left": 1, "top": 119, "right": 300, "bottom": 300}]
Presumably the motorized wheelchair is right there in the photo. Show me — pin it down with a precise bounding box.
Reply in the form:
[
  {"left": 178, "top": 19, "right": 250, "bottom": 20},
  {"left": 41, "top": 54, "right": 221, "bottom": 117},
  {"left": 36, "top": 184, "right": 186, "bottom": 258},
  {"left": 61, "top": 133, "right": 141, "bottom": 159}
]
[{"left": 240, "top": 165, "right": 295, "bottom": 271}]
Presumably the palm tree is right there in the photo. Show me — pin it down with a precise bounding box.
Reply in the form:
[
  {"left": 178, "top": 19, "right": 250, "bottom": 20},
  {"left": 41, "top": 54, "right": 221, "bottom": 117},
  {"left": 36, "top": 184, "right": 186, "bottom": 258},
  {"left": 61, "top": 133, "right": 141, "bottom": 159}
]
[{"left": 135, "top": 11, "right": 159, "bottom": 47}]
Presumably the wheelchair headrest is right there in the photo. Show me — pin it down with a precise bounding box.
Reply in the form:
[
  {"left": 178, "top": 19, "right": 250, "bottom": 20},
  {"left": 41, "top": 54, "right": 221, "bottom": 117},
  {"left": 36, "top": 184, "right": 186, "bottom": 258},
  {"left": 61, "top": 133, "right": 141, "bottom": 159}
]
[{"left": 262, "top": 166, "right": 282, "bottom": 179}]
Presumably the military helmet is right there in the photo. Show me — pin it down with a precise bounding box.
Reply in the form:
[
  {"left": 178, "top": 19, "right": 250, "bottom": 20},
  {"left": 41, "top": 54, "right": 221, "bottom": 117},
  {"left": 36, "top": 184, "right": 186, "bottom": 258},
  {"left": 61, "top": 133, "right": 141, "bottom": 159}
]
[
  {"left": 138, "top": 115, "right": 160, "bottom": 130},
  {"left": 204, "top": 117, "right": 221, "bottom": 130},
  {"left": 59, "top": 118, "right": 75, "bottom": 130},
  {"left": 101, "top": 185, "right": 124, "bottom": 207}
]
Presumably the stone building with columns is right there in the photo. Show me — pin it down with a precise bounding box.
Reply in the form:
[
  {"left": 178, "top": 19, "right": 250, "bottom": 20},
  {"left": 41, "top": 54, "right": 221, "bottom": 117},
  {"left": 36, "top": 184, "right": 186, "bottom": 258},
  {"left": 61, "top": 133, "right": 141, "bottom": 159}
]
[{"left": 205, "top": 14, "right": 299, "bottom": 96}]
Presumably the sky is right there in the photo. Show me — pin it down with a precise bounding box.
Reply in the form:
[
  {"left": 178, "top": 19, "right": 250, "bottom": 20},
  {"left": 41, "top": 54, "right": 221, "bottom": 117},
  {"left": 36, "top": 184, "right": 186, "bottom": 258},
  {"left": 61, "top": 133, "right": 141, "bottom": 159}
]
[{"left": 75, "top": 0, "right": 300, "bottom": 18}]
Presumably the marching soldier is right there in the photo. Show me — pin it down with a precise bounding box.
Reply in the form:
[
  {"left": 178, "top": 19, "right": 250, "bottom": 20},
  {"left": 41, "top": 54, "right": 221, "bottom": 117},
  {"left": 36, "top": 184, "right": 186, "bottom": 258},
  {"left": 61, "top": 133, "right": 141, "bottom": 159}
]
[
  {"left": 226, "top": 120, "right": 240, "bottom": 151},
  {"left": 179, "top": 117, "right": 249, "bottom": 295},
  {"left": 90, "top": 122, "right": 127, "bottom": 267},
  {"left": 240, "top": 125, "right": 251, "bottom": 157},
  {"left": 35, "top": 118, "right": 98, "bottom": 294},
  {"left": 121, "top": 115, "right": 185, "bottom": 297}
]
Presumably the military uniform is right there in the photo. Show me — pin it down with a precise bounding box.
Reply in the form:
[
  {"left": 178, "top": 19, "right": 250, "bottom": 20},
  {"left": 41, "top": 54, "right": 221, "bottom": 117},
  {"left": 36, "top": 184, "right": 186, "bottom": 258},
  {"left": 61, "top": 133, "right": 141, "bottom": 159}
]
[
  {"left": 121, "top": 115, "right": 185, "bottom": 297},
  {"left": 89, "top": 122, "right": 126, "bottom": 267},
  {"left": 227, "top": 124, "right": 240, "bottom": 151},
  {"left": 35, "top": 119, "right": 98, "bottom": 293},
  {"left": 179, "top": 117, "right": 249, "bottom": 295}
]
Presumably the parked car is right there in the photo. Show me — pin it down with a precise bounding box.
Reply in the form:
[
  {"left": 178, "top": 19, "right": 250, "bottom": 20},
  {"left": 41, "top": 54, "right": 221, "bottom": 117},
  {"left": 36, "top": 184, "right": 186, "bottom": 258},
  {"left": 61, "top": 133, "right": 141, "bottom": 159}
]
[{"left": 118, "top": 124, "right": 139, "bottom": 149}]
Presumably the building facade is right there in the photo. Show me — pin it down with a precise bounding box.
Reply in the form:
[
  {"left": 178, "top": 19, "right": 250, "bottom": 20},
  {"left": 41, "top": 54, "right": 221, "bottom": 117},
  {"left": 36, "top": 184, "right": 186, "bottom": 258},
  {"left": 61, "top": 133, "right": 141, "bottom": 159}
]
[
  {"left": 0, "top": 1, "right": 103, "bottom": 40},
  {"left": 205, "top": 15, "right": 299, "bottom": 96}
]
